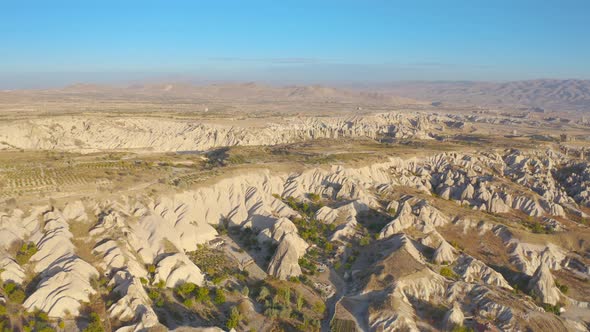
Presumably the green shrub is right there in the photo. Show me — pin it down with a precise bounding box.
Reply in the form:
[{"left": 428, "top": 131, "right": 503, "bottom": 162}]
[
  {"left": 175, "top": 282, "right": 197, "bottom": 297},
  {"left": 226, "top": 306, "right": 242, "bottom": 329},
  {"left": 241, "top": 286, "right": 250, "bottom": 297},
  {"left": 451, "top": 325, "right": 474, "bottom": 332},
  {"left": 195, "top": 287, "right": 210, "bottom": 302},
  {"left": 359, "top": 235, "right": 371, "bottom": 246},
  {"left": 16, "top": 242, "right": 38, "bottom": 265},
  {"left": 307, "top": 193, "right": 321, "bottom": 202},
  {"left": 8, "top": 288, "right": 26, "bottom": 303},
  {"left": 542, "top": 303, "right": 562, "bottom": 315},
  {"left": 214, "top": 288, "right": 226, "bottom": 305},
  {"left": 257, "top": 286, "right": 270, "bottom": 302},
  {"left": 555, "top": 281, "right": 569, "bottom": 294},
  {"left": 440, "top": 267, "right": 458, "bottom": 279},
  {"left": 313, "top": 301, "right": 326, "bottom": 314},
  {"left": 82, "top": 313, "right": 104, "bottom": 332}
]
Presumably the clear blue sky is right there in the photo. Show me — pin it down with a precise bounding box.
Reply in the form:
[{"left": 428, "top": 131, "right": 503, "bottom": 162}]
[{"left": 1, "top": 0, "right": 589, "bottom": 87}]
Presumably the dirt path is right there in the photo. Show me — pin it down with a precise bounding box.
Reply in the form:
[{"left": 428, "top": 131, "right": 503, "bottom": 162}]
[{"left": 321, "top": 268, "right": 347, "bottom": 331}]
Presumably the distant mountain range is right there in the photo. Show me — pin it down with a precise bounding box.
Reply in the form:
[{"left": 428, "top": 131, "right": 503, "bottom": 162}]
[
  {"left": 3, "top": 79, "right": 590, "bottom": 111},
  {"left": 375, "top": 79, "right": 590, "bottom": 111}
]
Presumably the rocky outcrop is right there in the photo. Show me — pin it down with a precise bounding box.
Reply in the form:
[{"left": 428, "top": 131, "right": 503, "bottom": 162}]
[
  {"left": 528, "top": 263, "right": 561, "bottom": 305},
  {"left": 23, "top": 209, "right": 99, "bottom": 317},
  {"left": 108, "top": 270, "right": 163, "bottom": 332},
  {"left": 267, "top": 233, "right": 308, "bottom": 279},
  {"left": 433, "top": 240, "right": 457, "bottom": 265},
  {"left": 443, "top": 302, "right": 465, "bottom": 331},
  {"left": 154, "top": 253, "right": 204, "bottom": 288},
  {"left": 380, "top": 199, "right": 450, "bottom": 238},
  {"left": 0, "top": 111, "right": 453, "bottom": 152},
  {"left": 454, "top": 255, "right": 512, "bottom": 289}
]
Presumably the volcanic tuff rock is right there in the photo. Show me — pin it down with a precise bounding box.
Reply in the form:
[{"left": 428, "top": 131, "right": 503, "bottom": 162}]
[
  {"left": 443, "top": 302, "right": 465, "bottom": 331},
  {"left": 1, "top": 147, "right": 589, "bottom": 330},
  {"left": 528, "top": 263, "right": 562, "bottom": 306},
  {"left": 433, "top": 239, "right": 458, "bottom": 265},
  {"left": 0, "top": 111, "right": 453, "bottom": 152},
  {"left": 23, "top": 209, "right": 99, "bottom": 318}
]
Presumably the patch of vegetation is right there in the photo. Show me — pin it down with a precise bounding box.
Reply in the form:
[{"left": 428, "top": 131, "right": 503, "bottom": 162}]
[
  {"left": 82, "top": 312, "right": 105, "bottom": 332},
  {"left": 541, "top": 303, "right": 563, "bottom": 315},
  {"left": 439, "top": 266, "right": 459, "bottom": 280},
  {"left": 331, "top": 319, "right": 356, "bottom": 332},
  {"left": 226, "top": 306, "right": 242, "bottom": 329},
  {"left": 448, "top": 240, "right": 464, "bottom": 251},
  {"left": 213, "top": 288, "right": 226, "bottom": 305},
  {"left": 3, "top": 281, "right": 26, "bottom": 303},
  {"left": 307, "top": 192, "right": 321, "bottom": 202},
  {"left": 16, "top": 242, "right": 38, "bottom": 265},
  {"left": 254, "top": 281, "right": 322, "bottom": 331},
  {"left": 22, "top": 310, "right": 55, "bottom": 332},
  {"left": 555, "top": 280, "right": 569, "bottom": 294},
  {"left": 451, "top": 325, "right": 475, "bottom": 332},
  {"left": 188, "top": 245, "right": 238, "bottom": 284}
]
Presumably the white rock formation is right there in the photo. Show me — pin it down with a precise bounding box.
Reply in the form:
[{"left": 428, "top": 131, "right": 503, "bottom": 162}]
[
  {"left": 24, "top": 209, "right": 99, "bottom": 317},
  {"left": 267, "top": 233, "right": 309, "bottom": 279},
  {"left": 443, "top": 302, "right": 465, "bottom": 331},
  {"left": 433, "top": 240, "right": 457, "bottom": 265},
  {"left": 454, "top": 255, "right": 512, "bottom": 289},
  {"left": 528, "top": 263, "right": 561, "bottom": 305},
  {"left": 154, "top": 253, "right": 204, "bottom": 287}
]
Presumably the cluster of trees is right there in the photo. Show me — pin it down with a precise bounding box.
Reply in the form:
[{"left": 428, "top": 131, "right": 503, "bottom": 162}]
[
  {"left": 255, "top": 282, "right": 322, "bottom": 331},
  {"left": 15, "top": 242, "right": 38, "bottom": 265},
  {"left": 173, "top": 281, "right": 228, "bottom": 309}
]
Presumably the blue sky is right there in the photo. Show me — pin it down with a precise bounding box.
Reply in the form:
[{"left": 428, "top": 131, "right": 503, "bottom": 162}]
[{"left": 1, "top": 1, "right": 589, "bottom": 87}]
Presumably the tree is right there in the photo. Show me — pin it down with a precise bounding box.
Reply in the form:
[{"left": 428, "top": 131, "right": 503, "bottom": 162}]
[
  {"left": 257, "top": 286, "right": 270, "bottom": 302},
  {"left": 175, "top": 282, "right": 196, "bottom": 297},
  {"left": 278, "top": 287, "right": 291, "bottom": 305},
  {"left": 214, "top": 288, "right": 226, "bottom": 305},
  {"left": 241, "top": 285, "right": 250, "bottom": 297},
  {"left": 313, "top": 301, "right": 326, "bottom": 315},
  {"left": 195, "top": 287, "right": 210, "bottom": 302},
  {"left": 226, "top": 306, "right": 242, "bottom": 329},
  {"left": 296, "top": 292, "right": 305, "bottom": 310},
  {"left": 82, "top": 313, "right": 104, "bottom": 332}
]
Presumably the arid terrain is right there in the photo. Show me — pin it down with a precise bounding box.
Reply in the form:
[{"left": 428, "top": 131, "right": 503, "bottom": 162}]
[{"left": 1, "top": 81, "right": 590, "bottom": 332}]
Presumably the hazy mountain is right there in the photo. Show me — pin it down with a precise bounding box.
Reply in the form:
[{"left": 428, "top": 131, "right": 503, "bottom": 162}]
[{"left": 377, "top": 79, "right": 590, "bottom": 111}]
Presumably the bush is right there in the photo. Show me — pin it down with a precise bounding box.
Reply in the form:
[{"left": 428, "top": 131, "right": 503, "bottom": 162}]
[
  {"left": 555, "top": 281, "right": 569, "bottom": 294},
  {"left": 257, "top": 286, "right": 270, "bottom": 302},
  {"left": 16, "top": 242, "right": 38, "bottom": 265},
  {"left": 307, "top": 193, "right": 321, "bottom": 202},
  {"left": 195, "top": 287, "right": 210, "bottom": 302},
  {"left": 82, "top": 313, "right": 104, "bottom": 332},
  {"left": 359, "top": 235, "right": 371, "bottom": 246},
  {"left": 451, "top": 325, "right": 474, "bottom": 332},
  {"left": 241, "top": 286, "right": 250, "bottom": 297},
  {"left": 440, "top": 267, "right": 458, "bottom": 279},
  {"left": 176, "top": 282, "right": 197, "bottom": 297},
  {"left": 214, "top": 288, "right": 226, "bottom": 305},
  {"left": 313, "top": 301, "right": 326, "bottom": 314},
  {"left": 542, "top": 303, "right": 562, "bottom": 315},
  {"left": 8, "top": 288, "right": 26, "bottom": 304},
  {"left": 296, "top": 292, "right": 305, "bottom": 310},
  {"left": 226, "top": 306, "right": 242, "bottom": 329}
]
